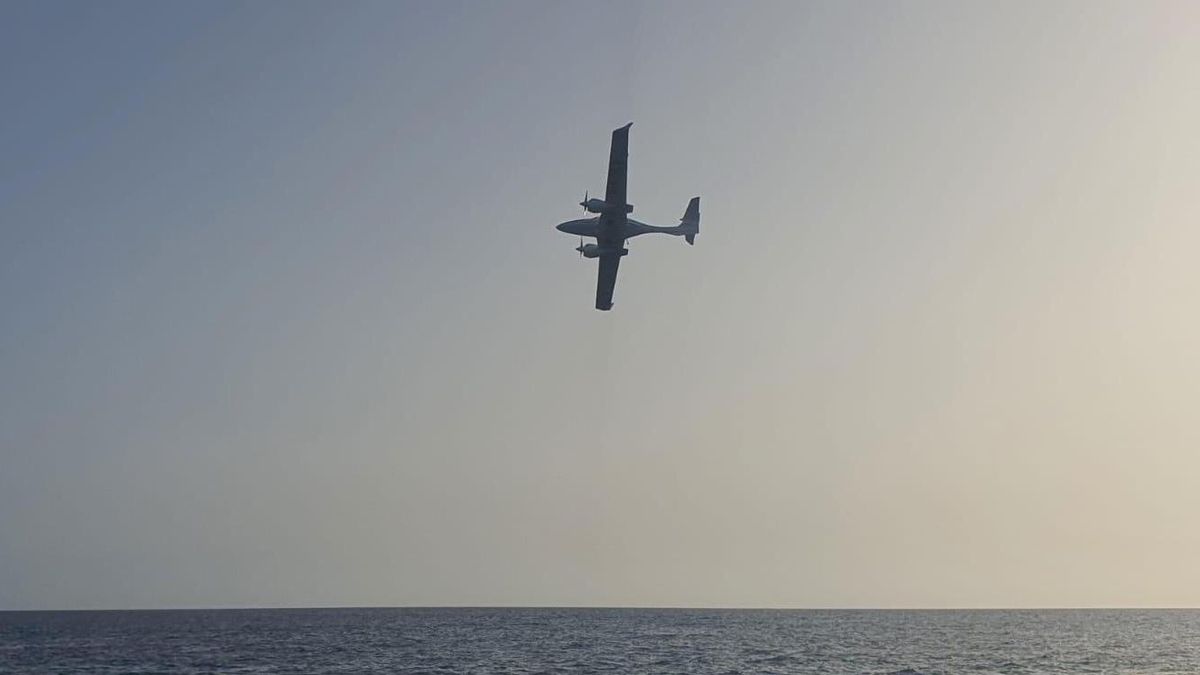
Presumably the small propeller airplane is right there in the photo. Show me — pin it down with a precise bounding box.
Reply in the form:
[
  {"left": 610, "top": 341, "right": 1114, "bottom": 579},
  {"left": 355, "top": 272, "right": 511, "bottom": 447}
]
[{"left": 555, "top": 123, "right": 700, "bottom": 310}]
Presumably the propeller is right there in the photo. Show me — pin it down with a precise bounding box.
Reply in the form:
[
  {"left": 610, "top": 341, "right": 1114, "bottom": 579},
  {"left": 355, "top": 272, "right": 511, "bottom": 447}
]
[
  {"left": 578, "top": 237, "right": 584, "bottom": 257},
  {"left": 580, "top": 190, "right": 589, "bottom": 213}
]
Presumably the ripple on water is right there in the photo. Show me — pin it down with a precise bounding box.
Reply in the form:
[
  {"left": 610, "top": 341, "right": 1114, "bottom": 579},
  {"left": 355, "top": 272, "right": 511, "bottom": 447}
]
[{"left": 0, "top": 609, "right": 1198, "bottom": 674}]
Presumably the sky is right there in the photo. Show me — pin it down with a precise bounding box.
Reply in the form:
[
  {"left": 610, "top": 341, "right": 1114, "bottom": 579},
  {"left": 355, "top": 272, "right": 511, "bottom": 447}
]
[{"left": 2, "top": 1, "right": 1199, "bottom": 610}]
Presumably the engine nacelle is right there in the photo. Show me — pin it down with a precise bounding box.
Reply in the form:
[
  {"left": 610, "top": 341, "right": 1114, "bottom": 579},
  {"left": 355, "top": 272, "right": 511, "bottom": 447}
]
[
  {"left": 576, "top": 244, "right": 629, "bottom": 258},
  {"left": 582, "top": 198, "right": 634, "bottom": 215}
]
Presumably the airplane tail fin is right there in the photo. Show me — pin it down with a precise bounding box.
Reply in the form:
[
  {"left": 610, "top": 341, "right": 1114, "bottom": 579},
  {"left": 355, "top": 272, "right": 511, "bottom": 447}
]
[{"left": 680, "top": 197, "right": 700, "bottom": 245}]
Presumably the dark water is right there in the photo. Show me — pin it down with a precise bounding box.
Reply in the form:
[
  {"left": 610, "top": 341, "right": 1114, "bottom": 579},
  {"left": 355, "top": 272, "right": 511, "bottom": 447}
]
[{"left": 1, "top": 608, "right": 1198, "bottom": 674}]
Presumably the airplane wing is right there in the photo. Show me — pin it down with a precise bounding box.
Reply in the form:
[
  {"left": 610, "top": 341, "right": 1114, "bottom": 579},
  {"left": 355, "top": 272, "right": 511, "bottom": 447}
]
[
  {"left": 604, "top": 123, "right": 632, "bottom": 209},
  {"left": 595, "top": 123, "right": 631, "bottom": 310},
  {"left": 595, "top": 252, "right": 621, "bottom": 311}
]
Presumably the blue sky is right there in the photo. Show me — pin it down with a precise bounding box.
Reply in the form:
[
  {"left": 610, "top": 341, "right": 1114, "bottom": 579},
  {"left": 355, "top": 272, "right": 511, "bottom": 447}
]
[{"left": 3, "top": 1, "right": 1200, "bottom": 609}]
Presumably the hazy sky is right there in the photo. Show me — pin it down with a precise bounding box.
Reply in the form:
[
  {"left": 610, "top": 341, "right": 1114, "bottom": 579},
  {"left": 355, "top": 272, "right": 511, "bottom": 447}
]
[{"left": 3, "top": 1, "right": 1200, "bottom": 610}]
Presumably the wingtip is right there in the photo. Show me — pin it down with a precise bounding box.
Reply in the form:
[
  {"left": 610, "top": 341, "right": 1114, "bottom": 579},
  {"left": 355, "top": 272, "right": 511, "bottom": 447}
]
[{"left": 618, "top": 122, "right": 632, "bottom": 131}]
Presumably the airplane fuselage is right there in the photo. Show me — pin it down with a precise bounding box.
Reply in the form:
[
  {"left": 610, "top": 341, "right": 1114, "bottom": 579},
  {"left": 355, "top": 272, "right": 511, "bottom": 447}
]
[{"left": 556, "top": 217, "right": 688, "bottom": 241}]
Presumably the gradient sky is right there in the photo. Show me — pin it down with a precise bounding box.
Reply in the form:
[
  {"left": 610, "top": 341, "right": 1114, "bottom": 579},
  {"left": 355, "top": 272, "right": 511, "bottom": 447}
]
[{"left": 3, "top": 1, "right": 1200, "bottom": 610}]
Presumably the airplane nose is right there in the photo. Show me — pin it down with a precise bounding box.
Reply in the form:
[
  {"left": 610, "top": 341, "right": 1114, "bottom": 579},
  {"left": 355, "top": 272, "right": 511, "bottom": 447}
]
[{"left": 556, "top": 222, "right": 568, "bottom": 233}]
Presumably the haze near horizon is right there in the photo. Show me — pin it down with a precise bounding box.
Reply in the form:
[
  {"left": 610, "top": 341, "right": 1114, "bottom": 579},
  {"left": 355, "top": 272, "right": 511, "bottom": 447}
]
[{"left": 3, "top": 1, "right": 1199, "bottom": 610}]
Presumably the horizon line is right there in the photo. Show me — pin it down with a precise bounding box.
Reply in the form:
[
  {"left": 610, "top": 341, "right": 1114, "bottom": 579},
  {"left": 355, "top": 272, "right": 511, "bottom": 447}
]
[{"left": 4, "top": 604, "right": 1199, "bottom": 613}]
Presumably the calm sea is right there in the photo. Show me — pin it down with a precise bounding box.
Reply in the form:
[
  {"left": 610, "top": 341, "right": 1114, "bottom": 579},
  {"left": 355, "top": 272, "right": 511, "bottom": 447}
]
[{"left": 1, "top": 608, "right": 1197, "bottom": 673}]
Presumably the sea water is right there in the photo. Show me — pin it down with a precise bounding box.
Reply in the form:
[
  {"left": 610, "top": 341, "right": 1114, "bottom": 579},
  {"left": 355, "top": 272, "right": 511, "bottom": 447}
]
[{"left": 1, "top": 607, "right": 1197, "bottom": 673}]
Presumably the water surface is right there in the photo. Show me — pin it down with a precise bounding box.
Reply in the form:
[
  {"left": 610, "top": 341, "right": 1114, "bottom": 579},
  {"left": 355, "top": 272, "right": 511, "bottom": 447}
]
[{"left": 2, "top": 608, "right": 1197, "bottom": 673}]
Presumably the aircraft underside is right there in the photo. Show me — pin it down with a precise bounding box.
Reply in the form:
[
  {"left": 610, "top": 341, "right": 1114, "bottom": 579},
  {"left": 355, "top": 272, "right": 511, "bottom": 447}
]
[
  {"left": 555, "top": 218, "right": 683, "bottom": 240},
  {"left": 554, "top": 124, "right": 699, "bottom": 310}
]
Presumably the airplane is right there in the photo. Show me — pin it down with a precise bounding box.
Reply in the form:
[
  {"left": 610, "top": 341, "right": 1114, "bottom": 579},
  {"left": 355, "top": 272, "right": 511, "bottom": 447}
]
[{"left": 555, "top": 123, "right": 700, "bottom": 310}]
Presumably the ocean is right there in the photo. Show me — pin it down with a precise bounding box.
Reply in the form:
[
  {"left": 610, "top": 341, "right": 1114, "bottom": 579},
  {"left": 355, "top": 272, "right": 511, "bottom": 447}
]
[{"left": 1, "top": 608, "right": 1196, "bottom": 673}]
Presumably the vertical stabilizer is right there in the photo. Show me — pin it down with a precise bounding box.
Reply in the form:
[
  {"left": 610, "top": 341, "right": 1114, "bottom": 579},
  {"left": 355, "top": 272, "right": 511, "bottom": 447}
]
[{"left": 680, "top": 197, "right": 700, "bottom": 244}]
